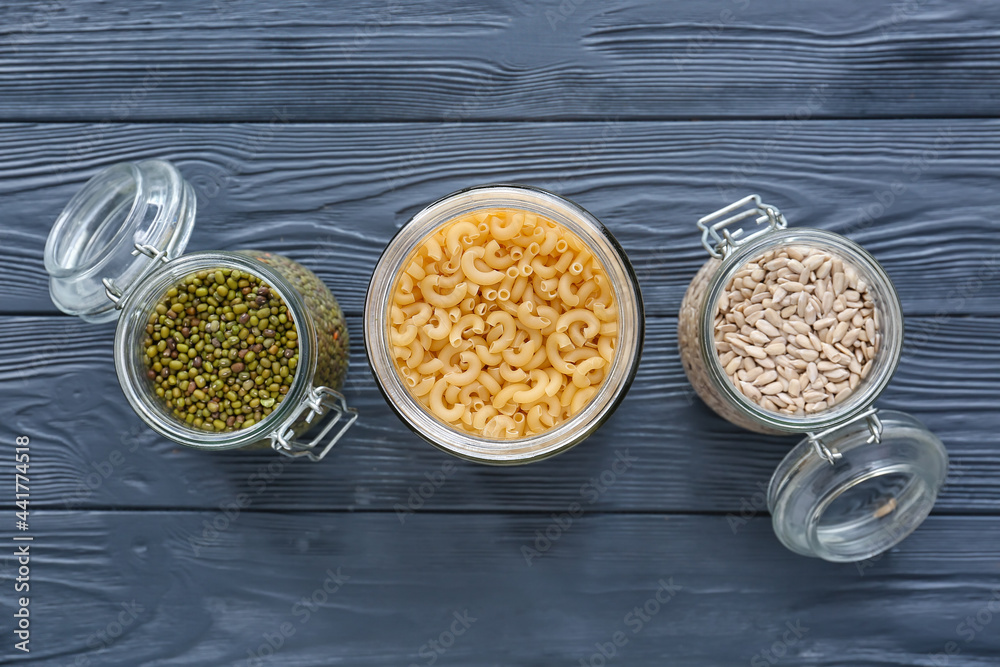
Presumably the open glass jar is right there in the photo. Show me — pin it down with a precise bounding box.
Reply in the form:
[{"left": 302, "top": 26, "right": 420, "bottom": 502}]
[
  {"left": 44, "top": 160, "right": 356, "bottom": 462},
  {"left": 679, "top": 195, "right": 948, "bottom": 561},
  {"left": 366, "top": 185, "right": 644, "bottom": 464}
]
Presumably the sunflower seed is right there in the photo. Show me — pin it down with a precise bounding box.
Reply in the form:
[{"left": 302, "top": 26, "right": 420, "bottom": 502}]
[
  {"left": 761, "top": 381, "right": 784, "bottom": 395},
  {"left": 709, "top": 245, "right": 881, "bottom": 417},
  {"left": 764, "top": 341, "right": 787, "bottom": 356}
]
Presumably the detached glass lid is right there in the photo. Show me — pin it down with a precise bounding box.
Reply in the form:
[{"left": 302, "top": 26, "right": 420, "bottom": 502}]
[
  {"left": 43, "top": 160, "right": 196, "bottom": 323},
  {"left": 768, "top": 409, "right": 948, "bottom": 562}
]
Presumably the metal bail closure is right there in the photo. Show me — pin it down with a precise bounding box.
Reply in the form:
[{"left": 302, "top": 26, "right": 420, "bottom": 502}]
[
  {"left": 103, "top": 243, "right": 171, "bottom": 309},
  {"left": 697, "top": 194, "right": 788, "bottom": 259},
  {"left": 806, "top": 407, "right": 884, "bottom": 465},
  {"left": 271, "top": 387, "right": 359, "bottom": 462}
]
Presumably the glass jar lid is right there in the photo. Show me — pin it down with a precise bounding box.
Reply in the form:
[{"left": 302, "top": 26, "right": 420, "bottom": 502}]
[
  {"left": 44, "top": 160, "right": 196, "bottom": 323},
  {"left": 768, "top": 409, "right": 948, "bottom": 562}
]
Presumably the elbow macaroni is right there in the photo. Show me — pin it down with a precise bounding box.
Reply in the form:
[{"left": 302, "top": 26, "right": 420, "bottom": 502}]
[{"left": 388, "top": 208, "right": 619, "bottom": 438}]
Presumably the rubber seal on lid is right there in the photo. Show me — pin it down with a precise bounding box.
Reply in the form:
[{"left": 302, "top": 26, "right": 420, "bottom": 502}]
[
  {"left": 43, "top": 159, "right": 196, "bottom": 323},
  {"left": 768, "top": 410, "right": 948, "bottom": 562}
]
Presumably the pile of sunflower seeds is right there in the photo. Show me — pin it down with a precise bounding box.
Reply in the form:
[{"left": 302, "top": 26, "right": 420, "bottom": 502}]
[{"left": 714, "top": 245, "right": 880, "bottom": 414}]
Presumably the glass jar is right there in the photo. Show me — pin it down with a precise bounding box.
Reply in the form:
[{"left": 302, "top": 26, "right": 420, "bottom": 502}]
[
  {"left": 365, "top": 184, "right": 644, "bottom": 464},
  {"left": 43, "top": 160, "right": 356, "bottom": 462},
  {"left": 679, "top": 195, "right": 948, "bottom": 561}
]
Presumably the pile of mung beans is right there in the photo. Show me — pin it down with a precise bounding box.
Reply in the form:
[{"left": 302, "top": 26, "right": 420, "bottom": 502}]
[
  {"left": 142, "top": 267, "right": 299, "bottom": 432},
  {"left": 242, "top": 251, "right": 349, "bottom": 392}
]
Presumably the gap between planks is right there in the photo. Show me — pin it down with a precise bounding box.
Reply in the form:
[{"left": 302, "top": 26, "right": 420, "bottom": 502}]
[
  {"left": 24, "top": 507, "right": 1000, "bottom": 517},
  {"left": 6, "top": 115, "right": 1000, "bottom": 124}
]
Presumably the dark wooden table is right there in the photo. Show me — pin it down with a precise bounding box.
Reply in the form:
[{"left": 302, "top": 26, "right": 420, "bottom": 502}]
[{"left": 2, "top": 2, "right": 999, "bottom": 665}]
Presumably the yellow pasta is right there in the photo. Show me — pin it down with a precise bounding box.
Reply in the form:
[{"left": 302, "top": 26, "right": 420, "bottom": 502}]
[
  {"left": 388, "top": 208, "right": 619, "bottom": 438},
  {"left": 446, "top": 221, "right": 480, "bottom": 256},
  {"left": 391, "top": 323, "right": 419, "bottom": 347},
  {"left": 572, "top": 357, "right": 606, "bottom": 388},
  {"left": 402, "top": 302, "right": 433, "bottom": 326},
  {"left": 428, "top": 378, "right": 465, "bottom": 422},
  {"left": 412, "top": 376, "right": 435, "bottom": 397},
  {"left": 444, "top": 351, "right": 483, "bottom": 387},
  {"left": 461, "top": 246, "right": 505, "bottom": 285},
  {"left": 404, "top": 339, "right": 424, "bottom": 370},
  {"left": 419, "top": 276, "right": 468, "bottom": 308},
  {"left": 472, "top": 406, "right": 499, "bottom": 430}
]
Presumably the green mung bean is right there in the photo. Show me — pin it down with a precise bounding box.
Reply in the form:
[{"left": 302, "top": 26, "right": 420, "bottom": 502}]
[
  {"left": 236, "top": 251, "right": 349, "bottom": 392},
  {"left": 142, "top": 267, "right": 299, "bottom": 433}
]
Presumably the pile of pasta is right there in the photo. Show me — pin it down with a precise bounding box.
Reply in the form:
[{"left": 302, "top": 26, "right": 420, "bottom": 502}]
[{"left": 389, "top": 208, "right": 619, "bottom": 439}]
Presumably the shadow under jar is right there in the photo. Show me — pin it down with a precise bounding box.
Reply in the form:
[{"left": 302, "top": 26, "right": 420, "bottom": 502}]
[
  {"left": 678, "top": 195, "right": 948, "bottom": 562},
  {"left": 366, "top": 185, "right": 644, "bottom": 465},
  {"left": 44, "top": 160, "right": 356, "bottom": 462}
]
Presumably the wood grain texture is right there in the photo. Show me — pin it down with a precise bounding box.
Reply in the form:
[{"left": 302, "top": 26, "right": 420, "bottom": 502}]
[
  {"left": 1, "top": 2, "right": 998, "bottom": 665},
  {"left": 2, "top": 121, "right": 999, "bottom": 316},
  {"left": 2, "top": 0, "right": 1000, "bottom": 121},
  {"left": 4, "top": 314, "right": 997, "bottom": 513},
  {"left": 4, "top": 512, "right": 1000, "bottom": 666}
]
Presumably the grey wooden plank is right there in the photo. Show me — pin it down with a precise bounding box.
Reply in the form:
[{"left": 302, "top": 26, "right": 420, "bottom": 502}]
[
  {"left": 2, "top": 120, "right": 999, "bottom": 316},
  {"left": 3, "top": 314, "right": 997, "bottom": 513},
  {"left": 2, "top": 0, "right": 1000, "bottom": 121},
  {"left": 6, "top": 512, "right": 1000, "bottom": 666}
]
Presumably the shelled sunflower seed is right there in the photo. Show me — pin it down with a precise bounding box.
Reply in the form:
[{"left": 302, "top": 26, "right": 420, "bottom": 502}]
[
  {"left": 142, "top": 268, "right": 299, "bottom": 432},
  {"left": 714, "top": 245, "right": 880, "bottom": 415}
]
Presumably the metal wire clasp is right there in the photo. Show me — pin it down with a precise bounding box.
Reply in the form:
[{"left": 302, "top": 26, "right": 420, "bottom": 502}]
[
  {"left": 697, "top": 194, "right": 787, "bottom": 259},
  {"left": 102, "top": 243, "right": 171, "bottom": 308},
  {"left": 807, "top": 407, "right": 883, "bottom": 465},
  {"left": 272, "top": 387, "right": 358, "bottom": 462}
]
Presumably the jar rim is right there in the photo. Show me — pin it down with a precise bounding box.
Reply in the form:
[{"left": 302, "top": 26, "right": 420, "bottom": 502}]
[
  {"left": 113, "top": 250, "right": 318, "bottom": 451},
  {"left": 364, "top": 184, "right": 644, "bottom": 464},
  {"left": 697, "top": 227, "right": 903, "bottom": 434}
]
